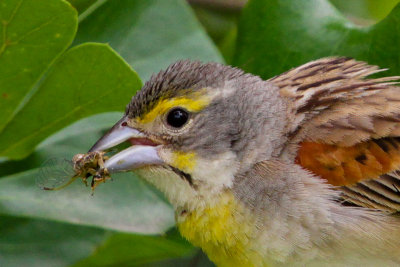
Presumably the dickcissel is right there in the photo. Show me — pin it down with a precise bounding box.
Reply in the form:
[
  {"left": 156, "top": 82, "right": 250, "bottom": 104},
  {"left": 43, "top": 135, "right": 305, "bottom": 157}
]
[{"left": 89, "top": 57, "right": 400, "bottom": 266}]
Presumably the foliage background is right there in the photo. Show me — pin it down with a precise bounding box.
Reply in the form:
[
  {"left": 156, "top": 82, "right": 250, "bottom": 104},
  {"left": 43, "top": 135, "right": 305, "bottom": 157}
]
[{"left": 0, "top": 0, "right": 399, "bottom": 266}]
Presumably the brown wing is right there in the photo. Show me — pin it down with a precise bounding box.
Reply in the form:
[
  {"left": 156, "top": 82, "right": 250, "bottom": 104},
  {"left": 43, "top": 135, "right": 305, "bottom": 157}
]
[
  {"left": 296, "top": 139, "right": 400, "bottom": 212},
  {"left": 270, "top": 57, "right": 400, "bottom": 212}
]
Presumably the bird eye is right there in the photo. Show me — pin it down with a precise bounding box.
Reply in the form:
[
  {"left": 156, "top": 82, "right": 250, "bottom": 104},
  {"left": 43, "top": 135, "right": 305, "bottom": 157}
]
[{"left": 166, "top": 108, "right": 189, "bottom": 128}]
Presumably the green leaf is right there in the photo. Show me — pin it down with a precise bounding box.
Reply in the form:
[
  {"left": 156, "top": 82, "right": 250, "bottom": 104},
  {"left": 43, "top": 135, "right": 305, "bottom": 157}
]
[
  {"left": 72, "top": 230, "right": 195, "bottom": 267},
  {"left": 0, "top": 43, "right": 141, "bottom": 160},
  {"left": 331, "top": 0, "right": 400, "bottom": 22},
  {"left": 0, "top": 0, "right": 77, "bottom": 132},
  {"left": 0, "top": 112, "right": 122, "bottom": 177},
  {"left": 0, "top": 215, "right": 106, "bottom": 267},
  {"left": 67, "top": 0, "right": 97, "bottom": 14},
  {"left": 0, "top": 215, "right": 203, "bottom": 267},
  {"left": 233, "top": 0, "right": 400, "bottom": 79},
  {"left": 74, "top": 0, "right": 224, "bottom": 80},
  {"left": 0, "top": 114, "right": 174, "bottom": 234},
  {"left": 0, "top": 170, "right": 174, "bottom": 233}
]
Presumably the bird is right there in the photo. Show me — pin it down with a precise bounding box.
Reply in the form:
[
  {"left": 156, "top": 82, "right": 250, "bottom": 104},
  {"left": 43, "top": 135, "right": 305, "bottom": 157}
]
[{"left": 89, "top": 57, "right": 400, "bottom": 266}]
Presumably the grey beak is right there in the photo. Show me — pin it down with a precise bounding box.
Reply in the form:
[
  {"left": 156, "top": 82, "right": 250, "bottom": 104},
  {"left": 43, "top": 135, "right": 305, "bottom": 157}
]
[
  {"left": 89, "top": 116, "right": 163, "bottom": 173},
  {"left": 104, "top": 145, "right": 163, "bottom": 173},
  {"left": 89, "top": 116, "right": 145, "bottom": 152}
]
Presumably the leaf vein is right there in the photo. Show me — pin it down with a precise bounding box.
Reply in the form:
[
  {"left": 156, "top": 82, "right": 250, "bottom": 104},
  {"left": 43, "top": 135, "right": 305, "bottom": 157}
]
[{"left": 0, "top": 82, "right": 121, "bottom": 156}]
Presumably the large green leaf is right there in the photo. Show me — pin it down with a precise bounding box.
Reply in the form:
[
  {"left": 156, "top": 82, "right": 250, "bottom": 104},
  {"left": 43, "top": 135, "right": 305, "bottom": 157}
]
[
  {"left": 0, "top": 215, "right": 205, "bottom": 267},
  {"left": 67, "top": 0, "right": 97, "bottom": 14},
  {"left": 0, "top": 0, "right": 77, "bottom": 132},
  {"left": 0, "top": 113, "right": 174, "bottom": 234},
  {"left": 0, "top": 169, "right": 174, "bottom": 233},
  {"left": 0, "top": 43, "right": 141, "bottom": 160},
  {"left": 331, "top": 0, "right": 400, "bottom": 22},
  {"left": 0, "top": 215, "right": 106, "bottom": 267},
  {"left": 234, "top": 0, "right": 400, "bottom": 79},
  {"left": 74, "top": 0, "right": 224, "bottom": 80},
  {"left": 72, "top": 230, "right": 195, "bottom": 267},
  {"left": 0, "top": 112, "right": 123, "bottom": 177}
]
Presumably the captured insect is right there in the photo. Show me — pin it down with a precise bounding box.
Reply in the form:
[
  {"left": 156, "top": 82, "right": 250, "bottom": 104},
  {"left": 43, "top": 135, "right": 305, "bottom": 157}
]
[{"left": 36, "top": 151, "right": 111, "bottom": 193}]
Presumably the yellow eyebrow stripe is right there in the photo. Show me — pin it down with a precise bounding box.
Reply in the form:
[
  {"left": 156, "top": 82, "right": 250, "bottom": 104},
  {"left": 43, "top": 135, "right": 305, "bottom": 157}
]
[{"left": 137, "top": 95, "right": 209, "bottom": 124}]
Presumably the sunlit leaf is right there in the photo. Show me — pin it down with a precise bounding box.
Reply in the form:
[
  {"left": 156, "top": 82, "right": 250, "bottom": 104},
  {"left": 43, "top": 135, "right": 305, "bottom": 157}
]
[
  {"left": 0, "top": 43, "right": 141, "bottom": 160},
  {"left": 0, "top": 0, "right": 77, "bottom": 132}
]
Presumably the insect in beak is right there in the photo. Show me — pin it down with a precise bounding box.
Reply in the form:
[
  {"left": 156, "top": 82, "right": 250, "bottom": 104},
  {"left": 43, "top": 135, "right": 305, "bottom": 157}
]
[{"left": 89, "top": 116, "right": 164, "bottom": 173}]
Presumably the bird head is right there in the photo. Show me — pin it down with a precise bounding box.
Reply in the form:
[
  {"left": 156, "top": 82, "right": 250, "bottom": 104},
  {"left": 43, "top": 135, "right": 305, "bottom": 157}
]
[{"left": 89, "top": 60, "right": 288, "bottom": 208}]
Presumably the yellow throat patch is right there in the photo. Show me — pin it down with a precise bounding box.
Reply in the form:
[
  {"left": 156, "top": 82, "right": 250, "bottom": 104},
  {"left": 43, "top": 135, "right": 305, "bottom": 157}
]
[
  {"left": 177, "top": 191, "right": 264, "bottom": 267},
  {"left": 171, "top": 151, "right": 196, "bottom": 172}
]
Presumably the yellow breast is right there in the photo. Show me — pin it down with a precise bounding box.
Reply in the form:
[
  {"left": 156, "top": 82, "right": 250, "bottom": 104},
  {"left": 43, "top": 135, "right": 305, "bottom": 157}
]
[{"left": 177, "top": 192, "right": 265, "bottom": 267}]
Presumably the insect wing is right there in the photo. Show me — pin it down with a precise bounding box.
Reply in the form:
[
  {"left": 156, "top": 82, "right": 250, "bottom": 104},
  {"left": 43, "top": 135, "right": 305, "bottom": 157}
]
[{"left": 36, "top": 158, "right": 77, "bottom": 190}]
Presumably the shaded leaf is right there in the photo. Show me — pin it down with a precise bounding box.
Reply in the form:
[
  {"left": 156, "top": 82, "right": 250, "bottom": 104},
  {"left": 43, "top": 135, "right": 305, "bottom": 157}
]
[
  {"left": 74, "top": 0, "right": 224, "bottom": 80},
  {"left": 73, "top": 229, "right": 195, "bottom": 267},
  {"left": 0, "top": 215, "right": 203, "bottom": 267},
  {"left": 0, "top": 215, "right": 106, "bottom": 267},
  {"left": 67, "top": 0, "right": 97, "bottom": 14},
  {"left": 234, "top": 0, "right": 400, "bottom": 79},
  {"left": 145, "top": 249, "right": 215, "bottom": 267}
]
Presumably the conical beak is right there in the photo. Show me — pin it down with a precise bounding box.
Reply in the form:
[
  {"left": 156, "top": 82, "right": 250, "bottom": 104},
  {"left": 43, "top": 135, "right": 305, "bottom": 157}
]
[{"left": 89, "top": 116, "right": 163, "bottom": 173}]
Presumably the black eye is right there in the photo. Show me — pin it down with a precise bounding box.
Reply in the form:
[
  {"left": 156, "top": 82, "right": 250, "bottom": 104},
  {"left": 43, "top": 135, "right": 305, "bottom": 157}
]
[{"left": 166, "top": 108, "right": 189, "bottom": 128}]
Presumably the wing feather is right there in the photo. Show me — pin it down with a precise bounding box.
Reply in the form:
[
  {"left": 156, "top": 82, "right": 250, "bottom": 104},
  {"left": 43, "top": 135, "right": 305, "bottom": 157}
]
[
  {"left": 296, "top": 138, "right": 400, "bottom": 212},
  {"left": 274, "top": 57, "right": 400, "bottom": 212},
  {"left": 271, "top": 57, "right": 400, "bottom": 146}
]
